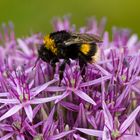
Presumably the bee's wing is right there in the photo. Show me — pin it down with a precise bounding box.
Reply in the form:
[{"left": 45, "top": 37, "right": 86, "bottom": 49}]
[{"left": 64, "top": 32, "right": 102, "bottom": 46}]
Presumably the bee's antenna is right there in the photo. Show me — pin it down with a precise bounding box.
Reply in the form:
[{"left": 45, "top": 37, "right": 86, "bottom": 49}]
[{"left": 32, "top": 57, "right": 40, "bottom": 70}]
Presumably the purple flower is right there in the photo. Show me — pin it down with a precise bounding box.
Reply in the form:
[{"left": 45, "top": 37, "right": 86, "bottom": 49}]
[{"left": 0, "top": 17, "right": 140, "bottom": 140}]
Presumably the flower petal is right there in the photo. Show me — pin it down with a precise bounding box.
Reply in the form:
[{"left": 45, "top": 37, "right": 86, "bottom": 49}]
[
  {"left": 102, "top": 101, "right": 113, "bottom": 130},
  {"left": 30, "top": 79, "right": 58, "bottom": 98},
  {"left": 75, "top": 128, "right": 103, "bottom": 138},
  {"left": 24, "top": 120, "right": 37, "bottom": 136},
  {"left": 73, "top": 134, "right": 87, "bottom": 140},
  {"left": 131, "top": 85, "right": 140, "bottom": 95},
  {"left": 60, "top": 101, "right": 79, "bottom": 112},
  {"left": 74, "top": 90, "right": 96, "bottom": 105},
  {"left": 115, "top": 84, "right": 131, "bottom": 107},
  {"left": 55, "top": 91, "right": 69, "bottom": 104},
  {"left": 0, "top": 98, "right": 19, "bottom": 104},
  {"left": 0, "top": 132, "right": 14, "bottom": 140},
  {"left": 120, "top": 106, "right": 140, "bottom": 133},
  {"left": 127, "top": 34, "right": 138, "bottom": 49},
  {"left": 123, "top": 134, "right": 140, "bottom": 140},
  {"left": 17, "top": 38, "right": 31, "bottom": 56},
  {"left": 43, "top": 106, "right": 55, "bottom": 134},
  {"left": 24, "top": 105, "right": 33, "bottom": 122},
  {"left": 0, "top": 92, "right": 10, "bottom": 97},
  {"left": 80, "top": 75, "right": 111, "bottom": 87},
  {"left": 30, "top": 95, "right": 62, "bottom": 104},
  {"left": 16, "top": 134, "right": 25, "bottom": 140},
  {"left": 46, "top": 86, "right": 65, "bottom": 92},
  {"left": 49, "top": 130, "right": 75, "bottom": 140},
  {"left": 0, "top": 104, "right": 22, "bottom": 121},
  {"left": 74, "top": 103, "right": 87, "bottom": 128},
  {"left": 0, "top": 123, "right": 13, "bottom": 132},
  {"left": 93, "top": 64, "right": 112, "bottom": 76},
  {"left": 102, "top": 126, "right": 111, "bottom": 140}
]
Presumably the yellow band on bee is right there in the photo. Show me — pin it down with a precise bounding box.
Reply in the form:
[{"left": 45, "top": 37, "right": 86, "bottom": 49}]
[
  {"left": 43, "top": 35, "right": 57, "bottom": 55},
  {"left": 80, "top": 44, "right": 90, "bottom": 55}
]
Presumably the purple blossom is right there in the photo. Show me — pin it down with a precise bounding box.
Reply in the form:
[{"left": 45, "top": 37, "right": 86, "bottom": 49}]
[{"left": 0, "top": 17, "right": 140, "bottom": 140}]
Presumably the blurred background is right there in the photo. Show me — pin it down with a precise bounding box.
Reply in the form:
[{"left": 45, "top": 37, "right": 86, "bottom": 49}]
[{"left": 0, "top": 0, "right": 140, "bottom": 37}]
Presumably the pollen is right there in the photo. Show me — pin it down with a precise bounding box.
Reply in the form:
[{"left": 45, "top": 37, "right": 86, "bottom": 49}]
[
  {"left": 90, "top": 47, "right": 100, "bottom": 63},
  {"left": 80, "top": 44, "right": 90, "bottom": 55},
  {"left": 43, "top": 35, "right": 57, "bottom": 55}
]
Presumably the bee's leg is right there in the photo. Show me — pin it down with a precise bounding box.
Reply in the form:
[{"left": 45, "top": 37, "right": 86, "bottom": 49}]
[
  {"left": 59, "top": 59, "right": 69, "bottom": 85},
  {"left": 50, "top": 58, "right": 58, "bottom": 74},
  {"left": 32, "top": 57, "right": 40, "bottom": 70},
  {"left": 78, "top": 53, "right": 87, "bottom": 80}
]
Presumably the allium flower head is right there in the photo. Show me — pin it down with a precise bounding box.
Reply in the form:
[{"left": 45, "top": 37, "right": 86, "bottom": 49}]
[{"left": 0, "top": 16, "right": 140, "bottom": 140}]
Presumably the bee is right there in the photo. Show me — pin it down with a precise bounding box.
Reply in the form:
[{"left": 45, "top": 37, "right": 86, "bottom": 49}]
[{"left": 38, "top": 30, "right": 102, "bottom": 84}]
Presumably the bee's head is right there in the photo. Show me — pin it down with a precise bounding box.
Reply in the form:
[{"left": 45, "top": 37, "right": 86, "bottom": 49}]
[{"left": 38, "top": 44, "right": 54, "bottom": 63}]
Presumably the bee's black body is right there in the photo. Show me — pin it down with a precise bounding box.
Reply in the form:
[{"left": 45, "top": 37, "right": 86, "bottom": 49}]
[{"left": 38, "top": 30, "right": 102, "bottom": 84}]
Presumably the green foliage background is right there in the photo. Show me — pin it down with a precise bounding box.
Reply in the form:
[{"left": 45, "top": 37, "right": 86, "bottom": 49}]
[{"left": 0, "top": 0, "right": 140, "bottom": 37}]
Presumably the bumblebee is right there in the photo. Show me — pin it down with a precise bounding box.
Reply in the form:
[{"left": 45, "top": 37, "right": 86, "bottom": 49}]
[{"left": 38, "top": 30, "right": 102, "bottom": 84}]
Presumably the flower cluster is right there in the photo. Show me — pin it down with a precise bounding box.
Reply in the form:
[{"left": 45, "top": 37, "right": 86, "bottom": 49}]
[{"left": 0, "top": 17, "right": 140, "bottom": 140}]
